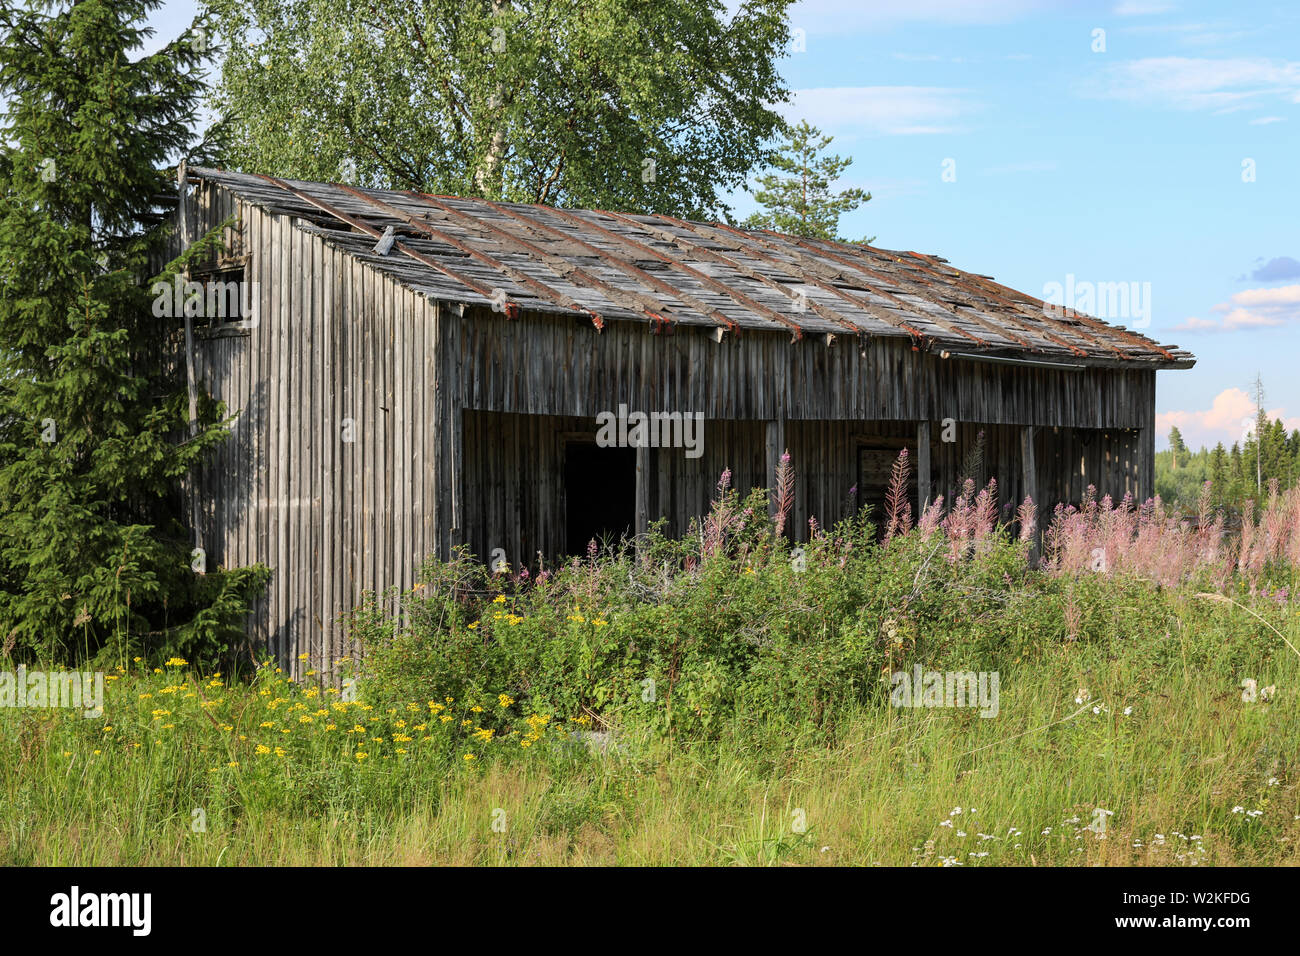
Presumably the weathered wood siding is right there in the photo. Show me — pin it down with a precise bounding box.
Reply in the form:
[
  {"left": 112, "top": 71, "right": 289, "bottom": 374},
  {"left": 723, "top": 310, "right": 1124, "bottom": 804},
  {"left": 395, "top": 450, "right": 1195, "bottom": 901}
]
[
  {"left": 181, "top": 183, "right": 448, "bottom": 679},
  {"left": 453, "top": 305, "right": 1155, "bottom": 428}
]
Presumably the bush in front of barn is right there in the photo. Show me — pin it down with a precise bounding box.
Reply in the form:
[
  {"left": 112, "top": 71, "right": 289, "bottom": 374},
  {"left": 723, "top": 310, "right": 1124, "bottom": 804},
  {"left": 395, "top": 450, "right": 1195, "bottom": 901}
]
[{"left": 352, "top": 466, "right": 1296, "bottom": 748}]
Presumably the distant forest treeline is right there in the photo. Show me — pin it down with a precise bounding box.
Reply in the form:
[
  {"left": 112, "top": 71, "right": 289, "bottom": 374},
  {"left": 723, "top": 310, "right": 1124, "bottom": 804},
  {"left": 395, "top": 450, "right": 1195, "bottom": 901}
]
[{"left": 1155, "top": 412, "right": 1300, "bottom": 513}]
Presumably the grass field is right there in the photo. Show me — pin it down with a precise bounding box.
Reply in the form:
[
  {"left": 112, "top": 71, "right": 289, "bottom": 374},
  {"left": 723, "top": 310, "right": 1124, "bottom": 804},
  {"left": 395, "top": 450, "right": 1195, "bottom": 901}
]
[{"left": 4, "top": 590, "right": 1298, "bottom": 866}]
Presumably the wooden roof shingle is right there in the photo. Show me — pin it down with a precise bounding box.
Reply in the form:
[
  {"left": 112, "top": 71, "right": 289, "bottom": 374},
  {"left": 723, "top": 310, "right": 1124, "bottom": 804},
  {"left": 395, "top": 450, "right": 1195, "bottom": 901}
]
[{"left": 188, "top": 166, "right": 1196, "bottom": 370}]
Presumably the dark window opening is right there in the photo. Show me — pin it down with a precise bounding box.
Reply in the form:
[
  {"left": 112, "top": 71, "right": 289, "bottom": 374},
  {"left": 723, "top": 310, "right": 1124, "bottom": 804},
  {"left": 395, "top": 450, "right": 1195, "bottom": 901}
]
[
  {"left": 190, "top": 267, "right": 248, "bottom": 327},
  {"left": 565, "top": 441, "right": 636, "bottom": 555}
]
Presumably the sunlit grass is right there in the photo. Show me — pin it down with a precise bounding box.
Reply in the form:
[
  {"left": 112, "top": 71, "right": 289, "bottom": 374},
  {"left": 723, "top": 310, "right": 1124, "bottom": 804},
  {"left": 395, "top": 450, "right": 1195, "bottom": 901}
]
[{"left": 3, "top": 594, "right": 1299, "bottom": 865}]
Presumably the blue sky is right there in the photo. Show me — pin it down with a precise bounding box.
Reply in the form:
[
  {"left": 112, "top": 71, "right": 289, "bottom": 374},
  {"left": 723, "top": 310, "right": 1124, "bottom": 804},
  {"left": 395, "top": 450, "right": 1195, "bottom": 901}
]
[{"left": 145, "top": 0, "right": 1299, "bottom": 451}]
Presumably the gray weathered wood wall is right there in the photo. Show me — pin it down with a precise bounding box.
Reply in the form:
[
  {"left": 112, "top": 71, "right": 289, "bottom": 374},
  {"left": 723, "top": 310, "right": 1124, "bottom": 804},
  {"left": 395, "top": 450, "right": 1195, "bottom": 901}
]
[{"left": 180, "top": 182, "right": 447, "bottom": 679}]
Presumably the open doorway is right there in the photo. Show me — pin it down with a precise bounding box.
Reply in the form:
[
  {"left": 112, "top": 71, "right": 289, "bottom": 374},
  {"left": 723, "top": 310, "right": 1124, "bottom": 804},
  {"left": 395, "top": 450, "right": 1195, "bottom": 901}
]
[
  {"left": 857, "top": 443, "right": 916, "bottom": 536},
  {"left": 564, "top": 440, "right": 637, "bottom": 554}
]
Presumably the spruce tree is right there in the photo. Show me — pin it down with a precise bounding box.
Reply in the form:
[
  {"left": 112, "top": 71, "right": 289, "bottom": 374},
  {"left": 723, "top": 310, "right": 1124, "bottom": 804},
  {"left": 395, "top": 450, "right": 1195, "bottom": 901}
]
[
  {"left": 0, "top": 0, "right": 266, "bottom": 664},
  {"left": 1168, "top": 426, "right": 1186, "bottom": 470},
  {"left": 1266, "top": 419, "right": 1289, "bottom": 488},
  {"left": 1210, "top": 442, "right": 1227, "bottom": 500},
  {"left": 1229, "top": 442, "right": 1245, "bottom": 502},
  {"left": 1292, "top": 430, "right": 1300, "bottom": 489}
]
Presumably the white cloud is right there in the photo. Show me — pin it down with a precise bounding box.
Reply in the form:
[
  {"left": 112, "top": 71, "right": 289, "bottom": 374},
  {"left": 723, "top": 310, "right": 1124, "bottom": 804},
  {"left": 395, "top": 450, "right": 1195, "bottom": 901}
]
[
  {"left": 1081, "top": 57, "right": 1300, "bottom": 112},
  {"left": 1157, "top": 388, "right": 1300, "bottom": 450},
  {"left": 788, "top": 86, "right": 972, "bottom": 136},
  {"left": 1249, "top": 115, "right": 1285, "bottom": 124},
  {"left": 1173, "top": 285, "right": 1300, "bottom": 331},
  {"left": 1228, "top": 285, "right": 1300, "bottom": 308},
  {"left": 1213, "top": 308, "right": 1287, "bottom": 329}
]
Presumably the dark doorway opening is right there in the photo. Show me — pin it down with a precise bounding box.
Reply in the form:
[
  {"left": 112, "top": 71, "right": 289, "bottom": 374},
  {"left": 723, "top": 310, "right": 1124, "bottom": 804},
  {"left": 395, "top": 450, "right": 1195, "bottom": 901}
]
[
  {"left": 857, "top": 443, "right": 916, "bottom": 537},
  {"left": 565, "top": 441, "right": 637, "bottom": 555}
]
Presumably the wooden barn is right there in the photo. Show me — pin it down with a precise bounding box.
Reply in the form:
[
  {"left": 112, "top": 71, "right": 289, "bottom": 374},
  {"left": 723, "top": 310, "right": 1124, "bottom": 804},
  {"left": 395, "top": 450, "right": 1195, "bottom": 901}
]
[{"left": 166, "top": 165, "right": 1195, "bottom": 675}]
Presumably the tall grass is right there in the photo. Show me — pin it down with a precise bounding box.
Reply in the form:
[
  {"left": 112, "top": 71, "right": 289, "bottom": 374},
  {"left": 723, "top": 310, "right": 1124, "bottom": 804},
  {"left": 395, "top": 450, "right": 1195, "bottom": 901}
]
[
  {"left": 3, "top": 606, "right": 1297, "bottom": 865},
  {"left": 3, "top": 453, "right": 1299, "bottom": 865}
]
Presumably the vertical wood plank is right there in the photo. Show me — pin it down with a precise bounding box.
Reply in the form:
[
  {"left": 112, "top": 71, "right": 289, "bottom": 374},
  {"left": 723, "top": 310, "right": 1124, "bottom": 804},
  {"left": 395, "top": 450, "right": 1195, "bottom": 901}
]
[{"left": 917, "top": 419, "right": 932, "bottom": 513}]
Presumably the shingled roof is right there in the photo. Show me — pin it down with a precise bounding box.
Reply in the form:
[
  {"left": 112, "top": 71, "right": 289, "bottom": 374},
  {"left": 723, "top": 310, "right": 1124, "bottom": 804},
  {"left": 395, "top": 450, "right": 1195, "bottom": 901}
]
[{"left": 188, "top": 166, "right": 1195, "bottom": 370}]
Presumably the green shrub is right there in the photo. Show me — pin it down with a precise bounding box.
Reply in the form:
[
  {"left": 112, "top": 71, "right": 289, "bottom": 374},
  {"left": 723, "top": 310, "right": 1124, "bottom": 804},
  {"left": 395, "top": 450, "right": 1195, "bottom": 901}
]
[{"left": 356, "top": 483, "right": 1198, "bottom": 741}]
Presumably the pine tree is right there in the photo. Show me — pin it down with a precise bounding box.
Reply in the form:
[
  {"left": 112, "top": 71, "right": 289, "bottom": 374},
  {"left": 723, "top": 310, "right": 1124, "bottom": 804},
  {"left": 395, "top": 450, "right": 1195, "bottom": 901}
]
[
  {"left": 0, "top": 0, "right": 267, "bottom": 664},
  {"left": 744, "top": 120, "right": 872, "bottom": 243}
]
